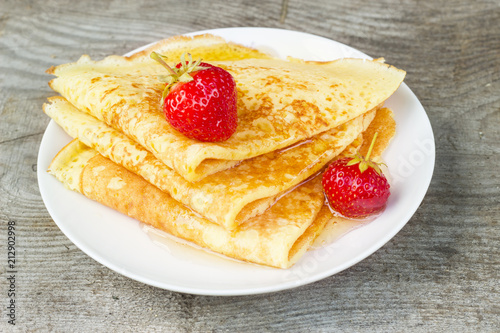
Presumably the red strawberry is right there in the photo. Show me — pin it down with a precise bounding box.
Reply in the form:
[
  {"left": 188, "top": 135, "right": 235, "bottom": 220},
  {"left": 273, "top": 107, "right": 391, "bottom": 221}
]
[
  {"left": 151, "top": 52, "right": 237, "bottom": 142},
  {"left": 322, "top": 133, "right": 390, "bottom": 219}
]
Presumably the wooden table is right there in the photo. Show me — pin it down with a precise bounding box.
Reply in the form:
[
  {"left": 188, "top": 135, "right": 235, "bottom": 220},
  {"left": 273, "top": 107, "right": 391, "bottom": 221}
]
[{"left": 1, "top": 0, "right": 499, "bottom": 331}]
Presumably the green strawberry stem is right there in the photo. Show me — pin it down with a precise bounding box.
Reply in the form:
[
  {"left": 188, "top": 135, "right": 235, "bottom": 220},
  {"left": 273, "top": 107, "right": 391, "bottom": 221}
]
[
  {"left": 364, "top": 132, "right": 378, "bottom": 162},
  {"left": 346, "top": 131, "right": 382, "bottom": 174},
  {"left": 150, "top": 52, "right": 210, "bottom": 106},
  {"left": 150, "top": 52, "right": 177, "bottom": 76}
]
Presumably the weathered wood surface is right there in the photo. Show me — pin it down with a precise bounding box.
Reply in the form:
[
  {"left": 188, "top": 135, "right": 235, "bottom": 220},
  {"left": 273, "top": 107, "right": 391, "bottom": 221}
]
[{"left": 1, "top": 0, "right": 499, "bottom": 331}]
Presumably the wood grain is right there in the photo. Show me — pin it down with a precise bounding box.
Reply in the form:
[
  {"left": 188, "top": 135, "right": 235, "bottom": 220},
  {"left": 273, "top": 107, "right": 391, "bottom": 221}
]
[{"left": 1, "top": 0, "right": 499, "bottom": 331}]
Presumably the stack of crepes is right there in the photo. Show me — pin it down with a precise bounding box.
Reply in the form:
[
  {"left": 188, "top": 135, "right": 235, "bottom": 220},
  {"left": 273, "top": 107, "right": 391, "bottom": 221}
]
[{"left": 44, "top": 34, "right": 405, "bottom": 268}]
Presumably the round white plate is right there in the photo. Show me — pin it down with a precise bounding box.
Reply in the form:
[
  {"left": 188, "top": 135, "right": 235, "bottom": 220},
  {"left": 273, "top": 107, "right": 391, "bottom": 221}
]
[{"left": 38, "top": 27, "right": 435, "bottom": 296}]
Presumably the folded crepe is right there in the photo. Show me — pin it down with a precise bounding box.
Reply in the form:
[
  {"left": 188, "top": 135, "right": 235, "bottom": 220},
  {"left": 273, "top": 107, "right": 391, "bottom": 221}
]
[
  {"left": 44, "top": 96, "right": 375, "bottom": 229},
  {"left": 44, "top": 34, "right": 400, "bottom": 267},
  {"left": 49, "top": 140, "right": 328, "bottom": 268},
  {"left": 47, "top": 34, "right": 405, "bottom": 181},
  {"left": 47, "top": 108, "right": 394, "bottom": 268}
]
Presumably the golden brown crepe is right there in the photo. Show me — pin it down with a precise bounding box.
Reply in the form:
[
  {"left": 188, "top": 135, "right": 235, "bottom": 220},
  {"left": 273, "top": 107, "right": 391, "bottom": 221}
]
[
  {"left": 44, "top": 33, "right": 401, "bottom": 268},
  {"left": 49, "top": 140, "right": 330, "bottom": 268},
  {"left": 47, "top": 107, "right": 395, "bottom": 268},
  {"left": 134, "top": 34, "right": 274, "bottom": 62},
  {"left": 47, "top": 34, "right": 405, "bottom": 181},
  {"left": 44, "top": 96, "right": 375, "bottom": 229}
]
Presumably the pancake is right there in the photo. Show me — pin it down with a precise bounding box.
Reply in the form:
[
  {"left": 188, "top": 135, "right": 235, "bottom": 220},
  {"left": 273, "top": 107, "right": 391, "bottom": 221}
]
[
  {"left": 44, "top": 96, "right": 374, "bottom": 229},
  {"left": 47, "top": 103, "right": 395, "bottom": 268},
  {"left": 47, "top": 34, "right": 405, "bottom": 181},
  {"left": 44, "top": 33, "right": 401, "bottom": 268},
  {"left": 49, "top": 140, "right": 330, "bottom": 268},
  {"left": 358, "top": 107, "right": 396, "bottom": 161},
  {"left": 47, "top": 108, "right": 395, "bottom": 268},
  {"left": 132, "top": 34, "right": 275, "bottom": 62}
]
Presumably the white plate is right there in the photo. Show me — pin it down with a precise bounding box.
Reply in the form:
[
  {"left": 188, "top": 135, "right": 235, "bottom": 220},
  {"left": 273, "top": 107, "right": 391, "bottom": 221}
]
[{"left": 38, "top": 27, "right": 435, "bottom": 296}]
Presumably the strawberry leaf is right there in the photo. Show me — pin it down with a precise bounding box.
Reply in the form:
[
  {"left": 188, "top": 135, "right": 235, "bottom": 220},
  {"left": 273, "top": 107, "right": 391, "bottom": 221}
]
[{"left": 358, "top": 160, "right": 368, "bottom": 173}]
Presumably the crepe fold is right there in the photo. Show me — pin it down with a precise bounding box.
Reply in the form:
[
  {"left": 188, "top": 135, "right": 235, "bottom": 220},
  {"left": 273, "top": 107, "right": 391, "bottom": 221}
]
[
  {"left": 47, "top": 107, "right": 395, "bottom": 268},
  {"left": 44, "top": 34, "right": 401, "bottom": 268},
  {"left": 47, "top": 35, "right": 405, "bottom": 181},
  {"left": 44, "top": 96, "right": 375, "bottom": 230},
  {"left": 49, "top": 140, "right": 332, "bottom": 268}
]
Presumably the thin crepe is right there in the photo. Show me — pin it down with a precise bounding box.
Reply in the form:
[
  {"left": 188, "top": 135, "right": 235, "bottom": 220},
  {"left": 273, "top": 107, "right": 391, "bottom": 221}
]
[
  {"left": 47, "top": 34, "right": 405, "bottom": 181},
  {"left": 49, "top": 140, "right": 331, "bottom": 268},
  {"left": 47, "top": 107, "right": 395, "bottom": 268},
  {"left": 44, "top": 96, "right": 375, "bottom": 229}
]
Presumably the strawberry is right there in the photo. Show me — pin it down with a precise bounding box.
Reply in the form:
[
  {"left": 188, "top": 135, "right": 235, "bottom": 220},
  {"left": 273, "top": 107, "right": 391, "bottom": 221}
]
[
  {"left": 151, "top": 52, "right": 237, "bottom": 142},
  {"left": 322, "top": 133, "right": 390, "bottom": 219}
]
